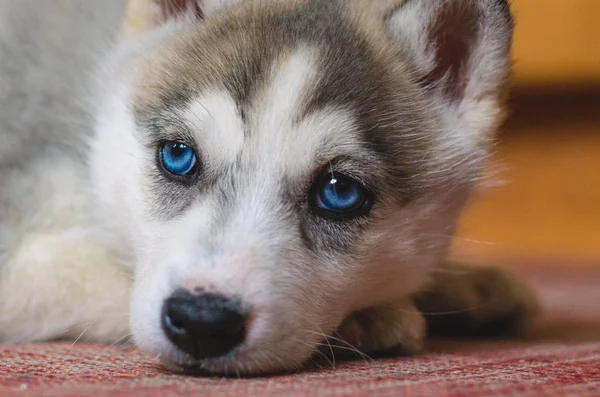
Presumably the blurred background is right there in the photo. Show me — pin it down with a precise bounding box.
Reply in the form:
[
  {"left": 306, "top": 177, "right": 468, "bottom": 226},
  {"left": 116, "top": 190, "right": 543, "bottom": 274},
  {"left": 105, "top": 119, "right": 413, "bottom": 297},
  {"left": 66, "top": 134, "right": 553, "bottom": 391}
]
[{"left": 450, "top": 0, "right": 600, "bottom": 268}]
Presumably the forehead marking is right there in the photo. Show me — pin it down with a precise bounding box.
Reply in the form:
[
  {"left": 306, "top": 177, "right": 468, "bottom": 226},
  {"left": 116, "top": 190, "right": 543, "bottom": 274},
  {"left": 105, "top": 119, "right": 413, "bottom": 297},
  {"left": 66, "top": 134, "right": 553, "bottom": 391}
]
[
  {"left": 253, "top": 46, "right": 319, "bottom": 136},
  {"left": 245, "top": 46, "right": 359, "bottom": 177},
  {"left": 182, "top": 90, "right": 245, "bottom": 167}
]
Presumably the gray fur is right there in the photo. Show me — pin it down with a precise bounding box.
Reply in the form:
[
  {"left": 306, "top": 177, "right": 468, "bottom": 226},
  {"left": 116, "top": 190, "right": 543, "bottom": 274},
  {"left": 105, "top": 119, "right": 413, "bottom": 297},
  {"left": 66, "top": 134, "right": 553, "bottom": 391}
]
[
  {"left": 0, "top": 0, "right": 127, "bottom": 341},
  {"left": 0, "top": 0, "right": 125, "bottom": 219},
  {"left": 0, "top": 0, "right": 125, "bottom": 165}
]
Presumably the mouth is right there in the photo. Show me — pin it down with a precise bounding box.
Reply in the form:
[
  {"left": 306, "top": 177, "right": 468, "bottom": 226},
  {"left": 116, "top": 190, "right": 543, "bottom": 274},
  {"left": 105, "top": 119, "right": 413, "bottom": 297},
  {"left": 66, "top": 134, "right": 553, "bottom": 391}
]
[
  {"left": 155, "top": 328, "right": 370, "bottom": 377},
  {"left": 157, "top": 345, "right": 303, "bottom": 377}
]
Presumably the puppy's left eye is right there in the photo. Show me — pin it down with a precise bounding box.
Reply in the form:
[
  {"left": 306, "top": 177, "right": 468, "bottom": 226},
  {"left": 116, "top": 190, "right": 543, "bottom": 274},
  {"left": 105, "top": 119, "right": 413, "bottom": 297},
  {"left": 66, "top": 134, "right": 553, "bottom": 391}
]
[
  {"left": 159, "top": 141, "right": 199, "bottom": 180},
  {"left": 312, "top": 172, "right": 372, "bottom": 219}
]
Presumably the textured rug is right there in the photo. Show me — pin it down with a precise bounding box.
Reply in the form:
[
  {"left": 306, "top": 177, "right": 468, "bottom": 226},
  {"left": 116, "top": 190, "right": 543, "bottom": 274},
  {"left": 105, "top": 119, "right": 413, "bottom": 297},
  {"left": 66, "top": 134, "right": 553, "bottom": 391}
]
[{"left": 2, "top": 266, "right": 599, "bottom": 397}]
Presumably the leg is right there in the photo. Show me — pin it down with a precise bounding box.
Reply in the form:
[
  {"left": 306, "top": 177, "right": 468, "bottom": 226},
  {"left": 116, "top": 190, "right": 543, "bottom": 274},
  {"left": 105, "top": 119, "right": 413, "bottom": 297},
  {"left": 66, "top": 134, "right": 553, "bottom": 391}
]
[
  {"left": 0, "top": 229, "right": 132, "bottom": 344},
  {"left": 333, "top": 298, "right": 426, "bottom": 357},
  {"left": 330, "top": 263, "right": 539, "bottom": 358},
  {"left": 413, "top": 263, "right": 540, "bottom": 338},
  {"left": 0, "top": 0, "right": 130, "bottom": 345}
]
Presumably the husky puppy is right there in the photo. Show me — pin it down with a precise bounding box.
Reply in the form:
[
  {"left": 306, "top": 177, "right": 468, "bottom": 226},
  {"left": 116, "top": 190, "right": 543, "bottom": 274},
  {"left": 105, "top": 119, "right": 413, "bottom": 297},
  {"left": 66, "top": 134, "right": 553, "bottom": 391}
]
[{"left": 0, "top": 0, "right": 538, "bottom": 375}]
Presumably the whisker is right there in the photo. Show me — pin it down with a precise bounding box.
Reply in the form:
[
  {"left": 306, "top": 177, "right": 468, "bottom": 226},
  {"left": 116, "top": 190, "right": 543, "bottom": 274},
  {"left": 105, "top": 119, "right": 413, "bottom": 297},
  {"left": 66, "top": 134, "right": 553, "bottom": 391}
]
[
  {"left": 58, "top": 320, "right": 96, "bottom": 336},
  {"left": 313, "top": 342, "right": 372, "bottom": 364},
  {"left": 318, "top": 329, "right": 336, "bottom": 369},
  {"left": 105, "top": 333, "right": 133, "bottom": 349},
  {"left": 307, "top": 330, "right": 373, "bottom": 364},
  {"left": 328, "top": 333, "right": 373, "bottom": 363},
  {"left": 403, "top": 298, "right": 500, "bottom": 316},
  {"left": 421, "top": 233, "right": 504, "bottom": 246},
  {"left": 292, "top": 335, "right": 335, "bottom": 369},
  {"left": 61, "top": 324, "right": 92, "bottom": 356}
]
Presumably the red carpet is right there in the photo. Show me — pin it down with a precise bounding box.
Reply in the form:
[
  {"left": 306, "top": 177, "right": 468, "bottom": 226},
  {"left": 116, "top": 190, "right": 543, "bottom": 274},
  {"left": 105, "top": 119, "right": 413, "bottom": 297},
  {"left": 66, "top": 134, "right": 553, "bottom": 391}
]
[{"left": 2, "top": 266, "right": 599, "bottom": 396}]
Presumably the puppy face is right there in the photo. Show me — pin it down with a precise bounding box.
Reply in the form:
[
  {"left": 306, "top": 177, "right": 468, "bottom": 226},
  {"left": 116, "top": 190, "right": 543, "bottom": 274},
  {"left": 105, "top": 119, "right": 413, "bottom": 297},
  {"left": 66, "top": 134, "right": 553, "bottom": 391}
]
[{"left": 91, "top": 0, "right": 513, "bottom": 374}]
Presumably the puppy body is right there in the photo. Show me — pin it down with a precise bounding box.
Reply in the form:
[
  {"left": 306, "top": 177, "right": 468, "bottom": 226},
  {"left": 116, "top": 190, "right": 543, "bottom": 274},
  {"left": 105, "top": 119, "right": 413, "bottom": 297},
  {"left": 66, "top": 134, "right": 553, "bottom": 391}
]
[
  {"left": 0, "top": 0, "right": 537, "bottom": 375},
  {"left": 0, "top": 0, "right": 131, "bottom": 343}
]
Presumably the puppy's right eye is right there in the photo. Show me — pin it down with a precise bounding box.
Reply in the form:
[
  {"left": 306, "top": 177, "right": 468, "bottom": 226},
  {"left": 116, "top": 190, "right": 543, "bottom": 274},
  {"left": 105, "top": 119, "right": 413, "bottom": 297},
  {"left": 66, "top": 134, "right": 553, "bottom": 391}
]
[
  {"left": 158, "top": 141, "right": 199, "bottom": 181},
  {"left": 310, "top": 172, "right": 372, "bottom": 220}
]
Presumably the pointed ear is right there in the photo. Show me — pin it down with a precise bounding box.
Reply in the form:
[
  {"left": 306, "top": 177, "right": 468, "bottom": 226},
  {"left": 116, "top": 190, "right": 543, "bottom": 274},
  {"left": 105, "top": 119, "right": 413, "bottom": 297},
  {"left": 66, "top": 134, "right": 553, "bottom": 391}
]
[
  {"left": 154, "top": 0, "right": 204, "bottom": 21},
  {"left": 388, "top": 0, "right": 514, "bottom": 136},
  {"left": 150, "top": 0, "right": 244, "bottom": 22},
  {"left": 124, "top": 0, "right": 245, "bottom": 33}
]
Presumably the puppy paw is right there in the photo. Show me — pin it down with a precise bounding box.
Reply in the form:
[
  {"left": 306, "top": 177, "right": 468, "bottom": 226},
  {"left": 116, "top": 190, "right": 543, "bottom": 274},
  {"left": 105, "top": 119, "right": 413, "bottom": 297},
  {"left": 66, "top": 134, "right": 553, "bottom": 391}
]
[
  {"left": 331, "top": 299, "right": 426, "bottom": 358},
  {"left": 413, "top": 263, "right": 540, "bottom": 339}
]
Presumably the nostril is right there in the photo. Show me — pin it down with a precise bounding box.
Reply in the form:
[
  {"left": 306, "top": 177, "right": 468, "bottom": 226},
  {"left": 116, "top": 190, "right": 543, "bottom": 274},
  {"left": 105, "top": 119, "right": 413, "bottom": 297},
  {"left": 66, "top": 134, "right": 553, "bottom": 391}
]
[
  {"left": 163, "top": 310, "right": 186, "bottom": 335},
  {"left": 225, "top": 321, "right": 244, "bottom": 338}
]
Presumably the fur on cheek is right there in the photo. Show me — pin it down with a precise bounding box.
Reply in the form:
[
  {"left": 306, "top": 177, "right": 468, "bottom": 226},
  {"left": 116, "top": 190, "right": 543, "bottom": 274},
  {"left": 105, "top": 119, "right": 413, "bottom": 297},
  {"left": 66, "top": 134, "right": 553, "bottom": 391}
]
[{"left": 347, "top": 194, "right": 469, "bottom": 312}]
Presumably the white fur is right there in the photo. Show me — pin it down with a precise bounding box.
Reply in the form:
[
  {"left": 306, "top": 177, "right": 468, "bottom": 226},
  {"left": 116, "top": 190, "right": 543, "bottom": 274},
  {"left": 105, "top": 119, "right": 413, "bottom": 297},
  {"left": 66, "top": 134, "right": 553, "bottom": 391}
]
[
  {"left": 248, "top": 47, "right": 364, "bottom": 178},
  {"left": 183, "top": 92, "right": 245, "bottom": 168}
]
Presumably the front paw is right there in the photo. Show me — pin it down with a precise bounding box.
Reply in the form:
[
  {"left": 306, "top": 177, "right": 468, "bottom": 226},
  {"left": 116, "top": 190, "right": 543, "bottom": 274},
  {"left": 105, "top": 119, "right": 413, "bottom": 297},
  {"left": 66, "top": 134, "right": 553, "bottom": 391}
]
[
  {"left": 413, "top": 264, "right": 540, "bottom": 339},
  {"left": 331, "top": 299, "right": 426, "bottom": 358}
]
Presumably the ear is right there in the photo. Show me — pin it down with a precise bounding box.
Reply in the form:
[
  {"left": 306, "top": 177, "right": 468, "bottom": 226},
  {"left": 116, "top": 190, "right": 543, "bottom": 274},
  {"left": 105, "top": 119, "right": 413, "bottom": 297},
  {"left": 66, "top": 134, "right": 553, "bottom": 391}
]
[
  {"left": 150, "top": 0, "right": 244, "bottom": 22},
  {"left": 388, "top": 0, "right": 514, "bottom": 137},
  {"left": 154, "top": 0, "right": 204, "bottom": 20},
  {"left": 124, "top": 0, "right": 245, "bottom": 35}
]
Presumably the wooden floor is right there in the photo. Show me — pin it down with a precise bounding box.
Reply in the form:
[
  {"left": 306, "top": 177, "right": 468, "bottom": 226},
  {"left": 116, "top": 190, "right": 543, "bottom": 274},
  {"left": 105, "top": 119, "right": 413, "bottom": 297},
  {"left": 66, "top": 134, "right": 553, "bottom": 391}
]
[{"left": 451, "top": 90, "right": 600, "bottom": 266}]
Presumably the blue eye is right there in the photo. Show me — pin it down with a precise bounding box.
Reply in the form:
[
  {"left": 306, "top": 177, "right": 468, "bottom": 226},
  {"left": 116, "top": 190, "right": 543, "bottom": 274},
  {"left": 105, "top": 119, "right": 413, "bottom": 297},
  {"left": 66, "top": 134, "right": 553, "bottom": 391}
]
[
  {"left": 159, "top": 141, "right": 198, "bottom": 178},
  {"left": 314, "top": 173, "right": 371, "bottom": 218}
]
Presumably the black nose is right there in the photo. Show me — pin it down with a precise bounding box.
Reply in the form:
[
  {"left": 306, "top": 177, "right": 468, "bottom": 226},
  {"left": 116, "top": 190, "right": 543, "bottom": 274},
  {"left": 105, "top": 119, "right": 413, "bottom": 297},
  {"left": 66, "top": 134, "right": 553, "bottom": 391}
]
[{"left": 161, "top": 290, "right": 247, "bottom": 359}]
